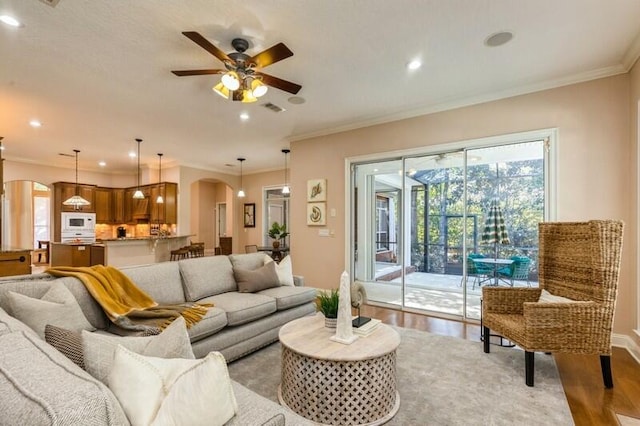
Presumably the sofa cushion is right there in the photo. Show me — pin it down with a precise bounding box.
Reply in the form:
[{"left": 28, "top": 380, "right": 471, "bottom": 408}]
[
  {"left": 229, "top": 252, "right": 269, "bottom": 271},
  {"left": 82, "top": 316, "right": 195, "bottom": 383},
  {"left": 234, "top": 261, "right": 280, "bottom": 293},
  {"left": 179, "top": 256, "right": 236, "bottom": 301},
  {"left": 6, "top": 284, "right": 96, "bottom": 338},
  {"left": 120, "top": 262, "right": 186, "bottom": 304},
  {"left": 0, "top": 330, "right": 129, "bottom": 426},
  {"left": 264, "top": 255, "right": 295, "bottom": 287},
  {"left": 198, "top": 292, "right": 276, "bottom": 326},
  {"left": 187, "top": 306, "right": 228, "bottom": 343},
  {"left": 0, "top": 306, "right": 39, "bottom": 337},
  {"left": 257, "top": 286, "right": 318, "bottom": 311},
  {"left": 108, "top": 346, "right": 237, "bottom": 426}
]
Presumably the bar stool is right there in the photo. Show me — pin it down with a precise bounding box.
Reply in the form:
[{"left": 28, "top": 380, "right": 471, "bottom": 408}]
[
  {"left": 170, "top": 247, "right": 189, "bottom": 261},
  {"left": 189, "top": 242, "right": 205, "bottom": 257}
]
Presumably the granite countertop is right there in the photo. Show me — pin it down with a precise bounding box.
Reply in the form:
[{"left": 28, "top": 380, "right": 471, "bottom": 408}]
[
  {"left": 98, "top": 235, "right": 193, "bottom": 242},
  {"left": 0, "top": 247, "right": 33, "bottom": 253}
]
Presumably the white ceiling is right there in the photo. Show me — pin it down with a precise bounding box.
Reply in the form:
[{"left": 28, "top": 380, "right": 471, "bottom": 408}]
[{"left": 1, "top": 0, "right": 640, "bottom": 175}]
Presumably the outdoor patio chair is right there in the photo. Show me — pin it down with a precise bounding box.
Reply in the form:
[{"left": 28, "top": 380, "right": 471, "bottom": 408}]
[
  {"left": 497, "top": 255, "right": 531, "bottom": 286},
  {"left": 482, "top": 220, "right": 623, "bottom": 387},
  {"left": 459, "top": 253, "right": 494, "bottom": 290}
]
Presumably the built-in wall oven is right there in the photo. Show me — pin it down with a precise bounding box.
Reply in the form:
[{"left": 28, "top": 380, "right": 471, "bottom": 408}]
[{"left": 61, "top": 212, "right": 96, "bottom": 243}]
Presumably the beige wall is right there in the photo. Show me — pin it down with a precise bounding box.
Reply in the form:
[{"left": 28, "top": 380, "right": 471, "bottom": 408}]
[
  {"left": 287, "top": 74, "right": 637, "bottom": 338},
  {"left": 629, "top": 59, "right": 640, "bottom": 347}
]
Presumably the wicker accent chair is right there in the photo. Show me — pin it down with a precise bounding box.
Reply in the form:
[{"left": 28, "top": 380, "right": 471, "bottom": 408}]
[{"left": 482, "top": 220, "right": 623, "bottom": 387}]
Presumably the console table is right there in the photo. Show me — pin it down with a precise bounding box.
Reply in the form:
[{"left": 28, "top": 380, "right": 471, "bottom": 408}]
[{"left": 278, "top": 314, "right": 400, "bottom": 426}]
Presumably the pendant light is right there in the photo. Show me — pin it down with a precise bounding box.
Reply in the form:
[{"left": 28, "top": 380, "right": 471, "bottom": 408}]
[
  {"left": 63, "top": 149, "right": 91, "bottom": 208},
  {"left": 281, "top": 149, "right": 290, "bottom": 195},
  {"left": 237, "top": 157, "right": 246, "bottom": 198},
  {"left": 132, "top": 138, "right": 145, "bottom": 199},
  {"left": 156, "top": 153, "right": 164, "bottom": 204}
]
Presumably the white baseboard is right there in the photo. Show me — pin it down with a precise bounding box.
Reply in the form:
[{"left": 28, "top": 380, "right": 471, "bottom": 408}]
[{"left": 612, "top": 332, "right": 640, "bottom": 364}]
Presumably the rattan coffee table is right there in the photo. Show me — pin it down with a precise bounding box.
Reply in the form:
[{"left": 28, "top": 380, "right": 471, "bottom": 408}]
[{"left": 278, "top": 314, "right": 401, "bottom": 426}]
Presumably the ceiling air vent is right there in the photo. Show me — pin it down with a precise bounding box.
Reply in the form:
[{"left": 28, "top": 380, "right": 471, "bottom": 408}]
[
  {"left": 38, "top": 0, "right": 61, "bottom": 7},
  {"left": 262, "top": 102, "right": 286, "bottom": 113}
]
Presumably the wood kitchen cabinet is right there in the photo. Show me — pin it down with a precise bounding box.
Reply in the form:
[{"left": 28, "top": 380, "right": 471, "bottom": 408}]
[
  {"left": 112, "top": 189, "right": 125, "bottom": 223},
  {"left": 50, "top": 243, "right": 91, "bottom": 267},
  {"left": 150, "top": 183, "right": 177, "bottom": 224},
  {"left": 54, "top": 182, "right": 96, "bottom": 213},
  {"left": 94, "top": 187, "right": 113, "bottom": 223}
]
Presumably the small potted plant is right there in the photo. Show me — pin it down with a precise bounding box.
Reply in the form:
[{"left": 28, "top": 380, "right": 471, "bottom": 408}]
[
  {"left": 317, "top": 289, "right": 340, "bottom": 328},
  {"left": 268, "top": 222, "right": 289, "bottom": 249}
]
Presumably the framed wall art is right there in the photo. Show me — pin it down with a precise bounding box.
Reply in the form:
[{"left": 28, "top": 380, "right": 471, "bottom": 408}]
[
  {"left": 307, "top": 179, "right": 327, "bottom": 202},
  {"left": 243, "top": 203, "right": 256, "bottom": 228},
  {"left": 307, "top": 202, "right": 326, "bottom": 226}
]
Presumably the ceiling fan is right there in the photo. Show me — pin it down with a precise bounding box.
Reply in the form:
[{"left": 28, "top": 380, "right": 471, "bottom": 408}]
[{"left": 171, "top": 32, "right": 302, "bottom": 102}]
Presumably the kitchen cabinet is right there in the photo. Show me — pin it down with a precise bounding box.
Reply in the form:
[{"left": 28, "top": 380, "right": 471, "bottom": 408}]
[
  {"left": 90, "top": 245, "right": 105, "bottom": 265},
  {"left": 50, "top": 243, "right": 91, "bottom": 267},
  {"left": 94, "top": 187, "right": 113, "bottom": 223},
  {"left": 112, "top": 189, "right": 125, "bottom": 223},
  {"left": 150, "top": 183, "right": 177, "bottom": 224},
  {"left": 54, "top": 182, "right": 96, "bottom": 213}
]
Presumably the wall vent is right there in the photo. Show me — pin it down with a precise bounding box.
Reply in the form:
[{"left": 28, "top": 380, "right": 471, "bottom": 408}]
[
  {"left": 38, "top": 0, "right": 61, "bottom": 7},
  {"left": 262, "top": 102, "right": 286, "bottom": 113}
]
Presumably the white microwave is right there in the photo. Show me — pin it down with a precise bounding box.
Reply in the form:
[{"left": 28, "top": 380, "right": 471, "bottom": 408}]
[{"left": 61, "top": 212, "right": 96, "bottom": 233}]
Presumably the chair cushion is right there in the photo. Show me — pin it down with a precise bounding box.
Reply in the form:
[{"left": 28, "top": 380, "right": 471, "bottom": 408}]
[
  {"left": 257, "top": 286, "right": 318, "bottom": 311},
  {"left": 198, "top": 292, "right": 276, "bottom": 326},
  {"left": 179, "top": 256, "right": 236, "bottom": 301},
  {"left": 538, "top": 289, "right": 574, "bottom": 303}
]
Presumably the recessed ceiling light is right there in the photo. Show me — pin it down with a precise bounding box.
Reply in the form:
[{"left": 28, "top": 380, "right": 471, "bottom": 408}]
[
  {"left": 98, "top": 161, "right": 106, "bottom": 167},
  {"left": 288, "top": 96, "right": 305, "bottom": 105},
  {"left": 0, "top": 15, "right": 21, "bottom": 27},
  {"left": 407, "top": 60, "right": 422, "bottom": 71},
  {"left": 239, "top": 112, "right": 250, "bottom": 121},
  {"left": 29, "top": 120, "right": 42, "bottom": 128},
  {"left": 485, "top": 31, "right": 513, "bottom": 47},
  {"left": 129, "top": 151, "right": 136, "bottom": 158}
]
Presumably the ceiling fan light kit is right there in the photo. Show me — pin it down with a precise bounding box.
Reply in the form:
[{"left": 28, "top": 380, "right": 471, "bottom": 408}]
[{"left": 173, "top": 32, "right": 301, "bottom": 103}]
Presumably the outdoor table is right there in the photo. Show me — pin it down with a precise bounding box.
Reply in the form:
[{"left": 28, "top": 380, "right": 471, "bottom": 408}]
[{"left": 472, "top": 258, "right": 513, "bottom": 285}]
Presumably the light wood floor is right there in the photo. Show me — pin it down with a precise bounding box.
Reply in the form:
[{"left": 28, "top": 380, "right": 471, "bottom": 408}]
[{"left": 361, "top": 305, "right": 640, "bottom": 426}]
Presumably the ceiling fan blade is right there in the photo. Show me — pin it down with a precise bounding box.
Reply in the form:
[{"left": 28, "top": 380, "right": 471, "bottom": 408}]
[
  {"left": 249, "top": 43, "right": 293, "bottom": 68},
  {"left": 182, "top": 31, "right": 232, "bottom": 64},
  {"left": 171, "top": 69, "right": 226, "bottom": 76},
  {"left": 256, "top": 72, "right": 301, "bottom": 95}
]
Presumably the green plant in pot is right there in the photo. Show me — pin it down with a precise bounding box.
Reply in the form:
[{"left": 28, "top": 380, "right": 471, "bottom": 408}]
[
  {"left": 317, "top": 289, "right": 339, "bottom": 328},
  {"left": 268, "top": 222, "right": 289, "bottom": 249}
]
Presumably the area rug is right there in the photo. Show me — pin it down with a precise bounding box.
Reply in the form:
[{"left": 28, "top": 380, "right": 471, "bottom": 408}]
[{"left": 227, "top": 326, "right": 573, "bottom": 425}]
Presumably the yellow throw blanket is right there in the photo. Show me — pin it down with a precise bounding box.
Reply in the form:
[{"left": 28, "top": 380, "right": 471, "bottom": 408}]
[{"left": 47, "top": 265, "right": 211, "bottom": 333}]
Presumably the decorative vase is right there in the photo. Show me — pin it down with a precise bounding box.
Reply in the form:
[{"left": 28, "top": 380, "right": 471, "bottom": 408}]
[
  {"left": 324, "top": 317, "right": 337, "bottom": 329},
  {"left": 272, "top": 240, "right": 281, "bottom": 249}
]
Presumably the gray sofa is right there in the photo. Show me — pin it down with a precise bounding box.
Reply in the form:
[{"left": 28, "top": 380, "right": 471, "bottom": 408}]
[{"left": 0, "top": 252, "right": 317, "bottom": 425}]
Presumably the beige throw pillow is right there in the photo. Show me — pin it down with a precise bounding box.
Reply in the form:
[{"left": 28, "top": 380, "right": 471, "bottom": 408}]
[
  {"left": 6, "top": 284, "right": 95, "bottom": 339},
  {"left": 537, "top": 289, "right": 574, "bottom": 303},
  {"left": 234, "top": 261, "right": 280, "bottom": 293},
  {"left": 108, "top": 345, "right": 237, "bottom": 426},
  {"left": 264, "top": 255, "right": 295, "bottom": 286},
  {"left": 82, "top": 316, "right": 195, "bottom": 383}
]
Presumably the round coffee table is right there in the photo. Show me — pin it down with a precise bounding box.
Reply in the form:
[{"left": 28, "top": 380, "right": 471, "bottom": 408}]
[{"left": 278, "top": 314, "right": 401, "bottom": 426}]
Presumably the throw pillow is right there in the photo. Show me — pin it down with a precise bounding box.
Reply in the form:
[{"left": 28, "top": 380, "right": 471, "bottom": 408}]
[
  {"left": 108, "top": 345, "right": 238, "bottom": 426},
  {"left": 234, "top": 261, "right": 280, "bottom": 293},
  {"left": 82, "top": 316, "right": 195, "bottom": 383},
  {"left": 264, "top": 255, "right": 295, "bottom": 286},
  {"left": 44, "top": 324, "right": 85, "bottom": 369},
  {"left": 538, "top": 289, "right": 574, "bottom": 303},
  {"left": 6, "top": 284, "right": 96, "bottom": 338}
]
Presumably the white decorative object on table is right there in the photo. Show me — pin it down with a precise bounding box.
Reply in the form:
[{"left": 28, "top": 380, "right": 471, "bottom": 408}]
[{"left": 330, "top": 271, "right": 358, "bottom": 345}]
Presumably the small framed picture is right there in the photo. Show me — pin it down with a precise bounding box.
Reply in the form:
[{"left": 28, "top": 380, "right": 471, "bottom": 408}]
[
  {"left": 307, "top": 202, "right": 326, "bottom": 226},
  {"left": 244, "top": 203, "right": 256, "bottom": 228},
  {"left": 307, "top": 179, "right": 327, "bottom": 202}
]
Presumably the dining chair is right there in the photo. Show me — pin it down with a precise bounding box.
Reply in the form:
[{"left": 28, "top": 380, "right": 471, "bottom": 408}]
[
  {"left": 245, "top": 245, "right": 258, "bottom": 253},
  {"left": 497, "top": 255, "right": 531, "bottom": 286},
  {"left": 459, "top": 253, "right": 494, "bottom": 289},
  {"left": 482, "top": 220, "right": 623, "bottom": 387}
]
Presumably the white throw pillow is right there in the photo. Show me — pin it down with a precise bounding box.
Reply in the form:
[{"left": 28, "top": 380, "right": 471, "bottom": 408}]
[
  {"left": 108, "top": 345, "right": 237, "bottom": 426},
  {"left": 538, "top": 289, "right": 574, "bottom": 303},
  {"left": 6, "top": 284, "right": 96, "bottom": 338},
  {"left": 82, "top": 316, "right": 195, "bottom": 383},
  {"left": 264, "top": 255, "right": 295, "bottom": 286}
]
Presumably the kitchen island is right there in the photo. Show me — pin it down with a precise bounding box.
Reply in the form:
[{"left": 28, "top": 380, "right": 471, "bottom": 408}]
[
  {"left": 98, "top": 235, "right": 193, "bottom": 267},
  {"left": 0, "top": 248, "right": 32, "bottom": 277},
  {"left": 50, "top": 235, "right": 193, "bottom": 268}
]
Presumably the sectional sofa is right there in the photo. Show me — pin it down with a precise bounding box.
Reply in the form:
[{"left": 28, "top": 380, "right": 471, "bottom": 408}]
[{"left": 0, "top": 252, "right": 317, "bottom": 425}]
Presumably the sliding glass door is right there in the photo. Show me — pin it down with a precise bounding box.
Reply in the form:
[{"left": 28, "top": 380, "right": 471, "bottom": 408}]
[{"left": 352, "top": 138, "right": 547, "bottom": 320}]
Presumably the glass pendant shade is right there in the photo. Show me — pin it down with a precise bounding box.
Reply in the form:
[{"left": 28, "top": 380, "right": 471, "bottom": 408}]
[
  {"left": 133, "top": 138, "right": 145, "bottom": 199},
  {"left": 63, "top": 149, "right": 91, "bottom": 207},
  {"left": 251, "top": 79, "right": 268, "bottom": 97},
  {"left": 241, "top": 89, "right": 257, "bottom": 103},
  {"left": 132, "top": 189, "right": 145, "bottom": 199},
  {"left": 156, "top": 153, "right": 164, "bottom": 204},
  {"left": 281, "top": 185, "right": 290, "bottom": 194},
  {"left": 213, "top": 82, "right": 230, "bottom": 99},
  {"left": 281, "top": 148, "right": 290, "bottom": 195},
  {"left": 221, "top": 71, "right": 240, "bottom": 90},
  {"left": 237, "top": 157, "right": 246, "bottom": 198}
]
